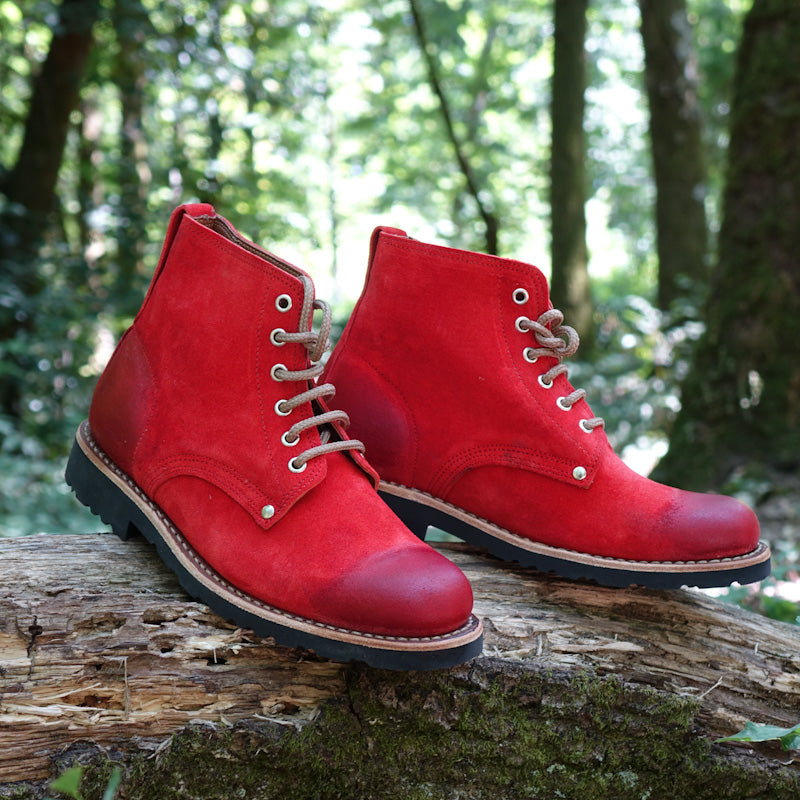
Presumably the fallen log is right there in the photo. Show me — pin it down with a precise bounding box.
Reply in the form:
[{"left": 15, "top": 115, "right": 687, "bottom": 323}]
[{"left": 1, "top": 533, "right": 799, "bottom": 799}]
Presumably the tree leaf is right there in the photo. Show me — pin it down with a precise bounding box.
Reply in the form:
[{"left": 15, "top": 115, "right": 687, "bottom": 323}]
[
  {"left": 102, "top": 767, "right": 122, "bottom": 800},
  {"left": 48, "top": 765, "right": 84, "bottom": 799},
  {"left": 718, "top": 721, "right": 800, "bottom": 750}
]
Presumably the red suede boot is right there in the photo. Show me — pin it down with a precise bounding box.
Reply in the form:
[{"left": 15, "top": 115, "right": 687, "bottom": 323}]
[
  {"left": 65, "top": 206, "right": 482, "bottom": 669},
  {"left": 323, "top": 227, "right": 771, "bottom": 589}
]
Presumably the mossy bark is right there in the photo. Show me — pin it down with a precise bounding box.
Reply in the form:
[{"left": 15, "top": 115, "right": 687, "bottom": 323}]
[
  {"left": 5, "top": 662, "right": 799, "bottom": 800},
  {"left": 655, "top": 0, "right": 800, "bottom": 490}
]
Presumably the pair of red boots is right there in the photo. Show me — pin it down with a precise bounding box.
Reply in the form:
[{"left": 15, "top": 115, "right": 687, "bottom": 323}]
[{"left": 66, "top": 205, "right": 770, "bottom": 670}]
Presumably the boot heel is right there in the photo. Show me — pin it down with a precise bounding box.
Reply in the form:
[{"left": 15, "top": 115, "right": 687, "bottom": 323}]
[{"left": 65, "top": 429, "right": 141, "bottom": 542}]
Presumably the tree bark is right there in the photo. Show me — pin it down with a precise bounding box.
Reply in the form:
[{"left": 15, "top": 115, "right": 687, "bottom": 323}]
[
  {"left": 1, "top": 534, "right": 799, "bottom": 798},
  {"left": 550, "top": 0, "right": 593, "bottom": 344},
  {"left": 654, "top": 0, "right": 800, "bottom": 489},
  {"left": 639, "top": 0, "right": 709, "bottom": 311}
]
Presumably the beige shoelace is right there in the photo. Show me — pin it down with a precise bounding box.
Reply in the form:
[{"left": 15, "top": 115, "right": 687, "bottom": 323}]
[
  {"left": 271, "top": 299, "right": 365, "bottom": 471},
  {"left": 517, "top": 308, "right": 605, "bottom": 431}
]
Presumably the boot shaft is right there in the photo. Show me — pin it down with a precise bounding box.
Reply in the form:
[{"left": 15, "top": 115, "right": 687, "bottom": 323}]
[
  {"left": 90, "top": 205, "right": 369, "bottom": 532},
  {"left": 325, "top": 227, "right": 608, "bottom": 492}
]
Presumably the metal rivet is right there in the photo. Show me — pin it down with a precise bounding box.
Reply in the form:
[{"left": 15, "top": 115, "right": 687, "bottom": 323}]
[
  {"left": 573, "top": 466, "right": 587, "bottom": 481},
  {"left": 261, "top": 504, "right": 275, "bottom": 519}
]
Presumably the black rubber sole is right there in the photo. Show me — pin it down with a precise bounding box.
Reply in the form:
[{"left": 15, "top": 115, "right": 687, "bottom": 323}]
[
  {"left": 64, "top": 424, "right": 483, "bottom": 670},
  {"left": 379, "top": 485, "right": 772, "bottom": 590}
]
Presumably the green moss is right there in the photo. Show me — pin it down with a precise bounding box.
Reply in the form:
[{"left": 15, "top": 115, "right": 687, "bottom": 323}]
[{"left": 23, "top": 660, "right": 798, "bottom": 800}]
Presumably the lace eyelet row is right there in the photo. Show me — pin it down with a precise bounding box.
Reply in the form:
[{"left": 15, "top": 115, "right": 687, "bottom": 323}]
[
  {"left": 513, "top": 287, "right": 599, "bottom": 439},
  {"left": 265, "top": 293, "right": 361, "bottom": 480},
  {"left": 271, "top": 366, "right": 303, "bottom": 472},
  {"left": 271, "top": 305, "right": 301, "bottom": 474}
]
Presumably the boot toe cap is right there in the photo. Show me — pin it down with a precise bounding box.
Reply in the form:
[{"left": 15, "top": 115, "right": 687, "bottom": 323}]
[
  {"left": 318, "top": 545, "right": 475, "bottom": 639},
  {"left": 664, "top": 490, "right": 761, "bottom": 562}
]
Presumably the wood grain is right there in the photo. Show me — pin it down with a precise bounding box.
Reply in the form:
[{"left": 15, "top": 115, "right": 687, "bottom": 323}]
[{"left": 1, "top": 534, "right": 798, "bottom": 783}]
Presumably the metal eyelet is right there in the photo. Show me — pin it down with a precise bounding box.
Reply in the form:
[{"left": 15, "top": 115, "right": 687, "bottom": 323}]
[
  {"left": 523, "top": 348, "right": 538, "bottom": 363},
  {"left": 270, "top": 328, "right": 286, "bottom": 346},
  {"left": 274, "top": 399, "right": 291, "bottom": 417},
  {"left": 281, "top": 431, "right": 300, "bottom": 447},
  {"left": 557, "top": 397, "right": 572, "bottom": 411},
  {"left": 270, "top": 363, "right": 286, "bottom": 381},
  {"left": 579, "top": 419, "right": 595, "bottom": 434},
  {"left": 573, "top": 466, "right": 588, "bottom": 481},
  {"left": 288, "top": 457, "right": 307, "bottom": 473},
  {"left": 538, "top": 375, "right": 553, "bottom": 389},
  {"left": 276, "top": 294, "right": 292, "bottom": 312},
  {"left": 513, "top": 288, "right": 529, "bottom": 305},
  {"left": 515, "top": 316, "right": 528, "bottom": 332}
]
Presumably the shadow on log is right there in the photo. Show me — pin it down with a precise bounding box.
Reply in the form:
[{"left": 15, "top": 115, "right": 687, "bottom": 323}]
[{"left": 1, "top": 534, "right": 798, "bottom": 799}]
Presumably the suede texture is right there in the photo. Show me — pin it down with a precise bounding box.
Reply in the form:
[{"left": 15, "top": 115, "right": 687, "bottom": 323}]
[
  {"left": 323, "top": 228, "right": 760, "bottom": 563},
  {"left": 89, "top": 206, "right": 473, "bottom": 637}
]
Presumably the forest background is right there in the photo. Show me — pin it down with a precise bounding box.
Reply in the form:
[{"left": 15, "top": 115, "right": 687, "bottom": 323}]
[{"left": 1, "top": 0, "right": 799, "bottom": 622}]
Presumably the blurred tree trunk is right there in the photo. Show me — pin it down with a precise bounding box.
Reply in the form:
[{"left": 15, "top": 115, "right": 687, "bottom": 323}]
[
  {"left": 76, "top": 100, "right": 102, "bottom": 253},
  {"left": 549, "top": 0, "right": 593, "bottom": 345},
  {"left": 639, "top": 0, "right": 708, "bottom": 311},
  {"left": 408, "top": 0, "right": 499, "bottom": 255},
  {"left": 0, "top": 0, "right": 101, "bottom": 417},
  {"left": 112, "top": 0, "right": 153, "bottom": 313},
  {"left": 653, "top": 0, "right": 800, "bottom": 490},
  {"left": 2, "top": 0, "right": 99, "bottom": 224}
]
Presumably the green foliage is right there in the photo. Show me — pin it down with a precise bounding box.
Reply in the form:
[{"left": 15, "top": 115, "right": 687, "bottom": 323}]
[
  {"left": 48, "top": 766, "right": 84, "bottom": 800},
  {"left": 719, "top": 721, "right": 800, "bottom": 751},
  {"left": 354, "top": 0, "right": 552, "bottom": 253},
  {"left": 46, "top": 764, "right": 121, "bottom": 800},
  {"left": 570, "top": 289, "right": 704, "bottom": 460}
]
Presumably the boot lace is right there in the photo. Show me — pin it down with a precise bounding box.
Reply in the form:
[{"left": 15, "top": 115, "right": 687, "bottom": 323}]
[
  {"left": 271, "top": 299, "right": 365, "bottom": 472},
  {"left": 516, "top": 307, "right": 604, "bottom": 432}
]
